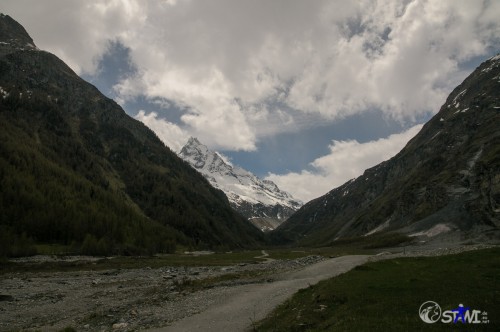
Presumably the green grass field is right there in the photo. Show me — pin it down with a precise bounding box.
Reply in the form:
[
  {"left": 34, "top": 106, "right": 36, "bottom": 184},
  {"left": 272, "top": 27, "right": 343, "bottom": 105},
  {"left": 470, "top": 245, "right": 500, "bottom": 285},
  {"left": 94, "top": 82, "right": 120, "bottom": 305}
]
[{"left": 256, "top": 247, "right": 500, "bottom": 331}]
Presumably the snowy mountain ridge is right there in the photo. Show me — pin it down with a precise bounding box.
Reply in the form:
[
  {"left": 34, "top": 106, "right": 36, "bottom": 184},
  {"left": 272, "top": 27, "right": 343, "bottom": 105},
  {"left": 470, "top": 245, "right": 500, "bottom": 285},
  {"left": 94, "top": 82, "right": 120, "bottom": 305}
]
[{"left": 179, "top": 137, "right": 302, "bottom": 229}]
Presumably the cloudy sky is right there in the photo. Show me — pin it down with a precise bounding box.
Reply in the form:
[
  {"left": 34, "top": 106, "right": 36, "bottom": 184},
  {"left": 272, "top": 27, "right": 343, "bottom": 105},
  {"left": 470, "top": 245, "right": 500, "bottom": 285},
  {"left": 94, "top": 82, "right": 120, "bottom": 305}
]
[{"left": 3, "top": 0, "right": 499, "bottom": 201}]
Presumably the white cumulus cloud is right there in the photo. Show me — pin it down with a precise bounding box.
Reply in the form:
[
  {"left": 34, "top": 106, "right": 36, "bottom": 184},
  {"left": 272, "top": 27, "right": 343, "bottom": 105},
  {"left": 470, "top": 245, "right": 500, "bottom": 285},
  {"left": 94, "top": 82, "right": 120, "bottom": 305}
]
[
  {"left": 3, "top": 0, "right": 498, "bottom": 152},
  {"left": 134, "top": 110, "right": 189, "bottom": 152},
  {"left": 266, "top": 124, "right": 423, "bottom": 202}
]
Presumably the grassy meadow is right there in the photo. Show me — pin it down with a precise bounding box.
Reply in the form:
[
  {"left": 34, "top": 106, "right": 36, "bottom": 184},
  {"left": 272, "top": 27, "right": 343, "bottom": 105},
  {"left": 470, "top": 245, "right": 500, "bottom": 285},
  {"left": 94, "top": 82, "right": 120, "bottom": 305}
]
[{"left": 256, "top": 247, "right": 500, "bottom": 331}]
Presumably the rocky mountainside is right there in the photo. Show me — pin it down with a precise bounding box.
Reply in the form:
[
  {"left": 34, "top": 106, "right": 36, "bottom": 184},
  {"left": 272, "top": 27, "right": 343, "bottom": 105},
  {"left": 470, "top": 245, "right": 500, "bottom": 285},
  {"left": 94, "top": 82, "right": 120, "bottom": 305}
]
[
  {"left": 179, "top": 138, "right": 302, "bottom": 231},
  {"left": 0, "top": 14, "right": 265, "bottom": 256},
  {"left": 275, "top": 55, "right": 500, "bottom": 246}
]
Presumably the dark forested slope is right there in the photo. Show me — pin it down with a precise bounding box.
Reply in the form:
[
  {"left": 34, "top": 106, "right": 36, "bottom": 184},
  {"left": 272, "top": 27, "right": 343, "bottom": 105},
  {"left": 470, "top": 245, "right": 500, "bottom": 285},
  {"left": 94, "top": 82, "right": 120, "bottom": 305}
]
[{"left": 0, "top": 14, "right": 264, "bottom": 256}]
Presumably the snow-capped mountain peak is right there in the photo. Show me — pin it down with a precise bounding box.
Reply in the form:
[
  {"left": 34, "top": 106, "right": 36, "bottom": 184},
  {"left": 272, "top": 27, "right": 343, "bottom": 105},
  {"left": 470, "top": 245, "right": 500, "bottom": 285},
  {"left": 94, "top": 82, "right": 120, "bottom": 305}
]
[{"left": 179, "top": 137, "right": 302, "bottom": 230}]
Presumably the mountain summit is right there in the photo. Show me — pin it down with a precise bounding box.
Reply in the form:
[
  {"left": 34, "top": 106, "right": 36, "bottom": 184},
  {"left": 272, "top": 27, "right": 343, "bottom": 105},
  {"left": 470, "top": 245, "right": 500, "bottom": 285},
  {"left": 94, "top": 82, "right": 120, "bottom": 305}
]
[
  {"left": 180, "top": 137, "right": 302, "bottom": 231},
  {"left": 276, "top": 54, "right": 500, "bottom": 246},
  {"left": 0, "top": 13, "right": 37, "bottom": 53}
]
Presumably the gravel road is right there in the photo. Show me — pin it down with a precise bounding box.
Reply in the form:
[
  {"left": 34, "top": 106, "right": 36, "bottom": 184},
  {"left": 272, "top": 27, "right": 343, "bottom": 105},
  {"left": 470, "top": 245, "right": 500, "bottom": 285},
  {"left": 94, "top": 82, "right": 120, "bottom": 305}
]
[{"left": 149, "top": 255, "right": 370, "bottom": 332}]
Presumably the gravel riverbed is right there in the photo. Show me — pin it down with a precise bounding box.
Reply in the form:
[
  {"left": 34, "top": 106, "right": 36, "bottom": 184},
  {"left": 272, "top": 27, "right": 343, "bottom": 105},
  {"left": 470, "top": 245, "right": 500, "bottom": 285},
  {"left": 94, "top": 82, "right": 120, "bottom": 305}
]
[{"left": 0, "top": 254, "right": 324, "bottom": 331}]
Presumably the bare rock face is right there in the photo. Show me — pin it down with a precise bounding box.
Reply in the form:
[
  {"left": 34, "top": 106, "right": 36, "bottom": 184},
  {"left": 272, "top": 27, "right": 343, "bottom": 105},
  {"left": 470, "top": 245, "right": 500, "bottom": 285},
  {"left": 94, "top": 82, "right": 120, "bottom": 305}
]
[{"left": 276, "top": 55, "right": 500, "bottom": 246}]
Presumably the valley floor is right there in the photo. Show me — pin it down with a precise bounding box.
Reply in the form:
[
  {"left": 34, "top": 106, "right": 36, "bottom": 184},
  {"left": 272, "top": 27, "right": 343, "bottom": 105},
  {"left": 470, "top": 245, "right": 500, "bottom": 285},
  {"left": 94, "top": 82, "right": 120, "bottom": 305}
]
[{"left": 0, "top": 245, "right": 494, "bottom": 331}]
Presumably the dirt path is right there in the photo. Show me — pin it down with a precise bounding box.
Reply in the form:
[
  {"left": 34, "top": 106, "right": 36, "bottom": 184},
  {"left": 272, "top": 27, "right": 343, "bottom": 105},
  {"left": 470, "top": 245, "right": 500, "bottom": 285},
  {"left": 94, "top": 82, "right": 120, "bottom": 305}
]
[
  {"left": 254, "top": 250, "right": 275, "bottom": 263},
  {"left": 148, "top": 255, "right": 370, "bottom": 332}
]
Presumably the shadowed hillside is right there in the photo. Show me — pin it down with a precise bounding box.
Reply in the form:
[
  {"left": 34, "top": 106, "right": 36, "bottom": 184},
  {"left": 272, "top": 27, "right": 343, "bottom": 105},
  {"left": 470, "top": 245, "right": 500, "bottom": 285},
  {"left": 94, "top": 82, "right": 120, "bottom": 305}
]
[
  {"left": 275, "top": 54, "right": 500, "bottom": 247},
  {"left": 0, "top": 14, "right": 265, "bottom": 257}
]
